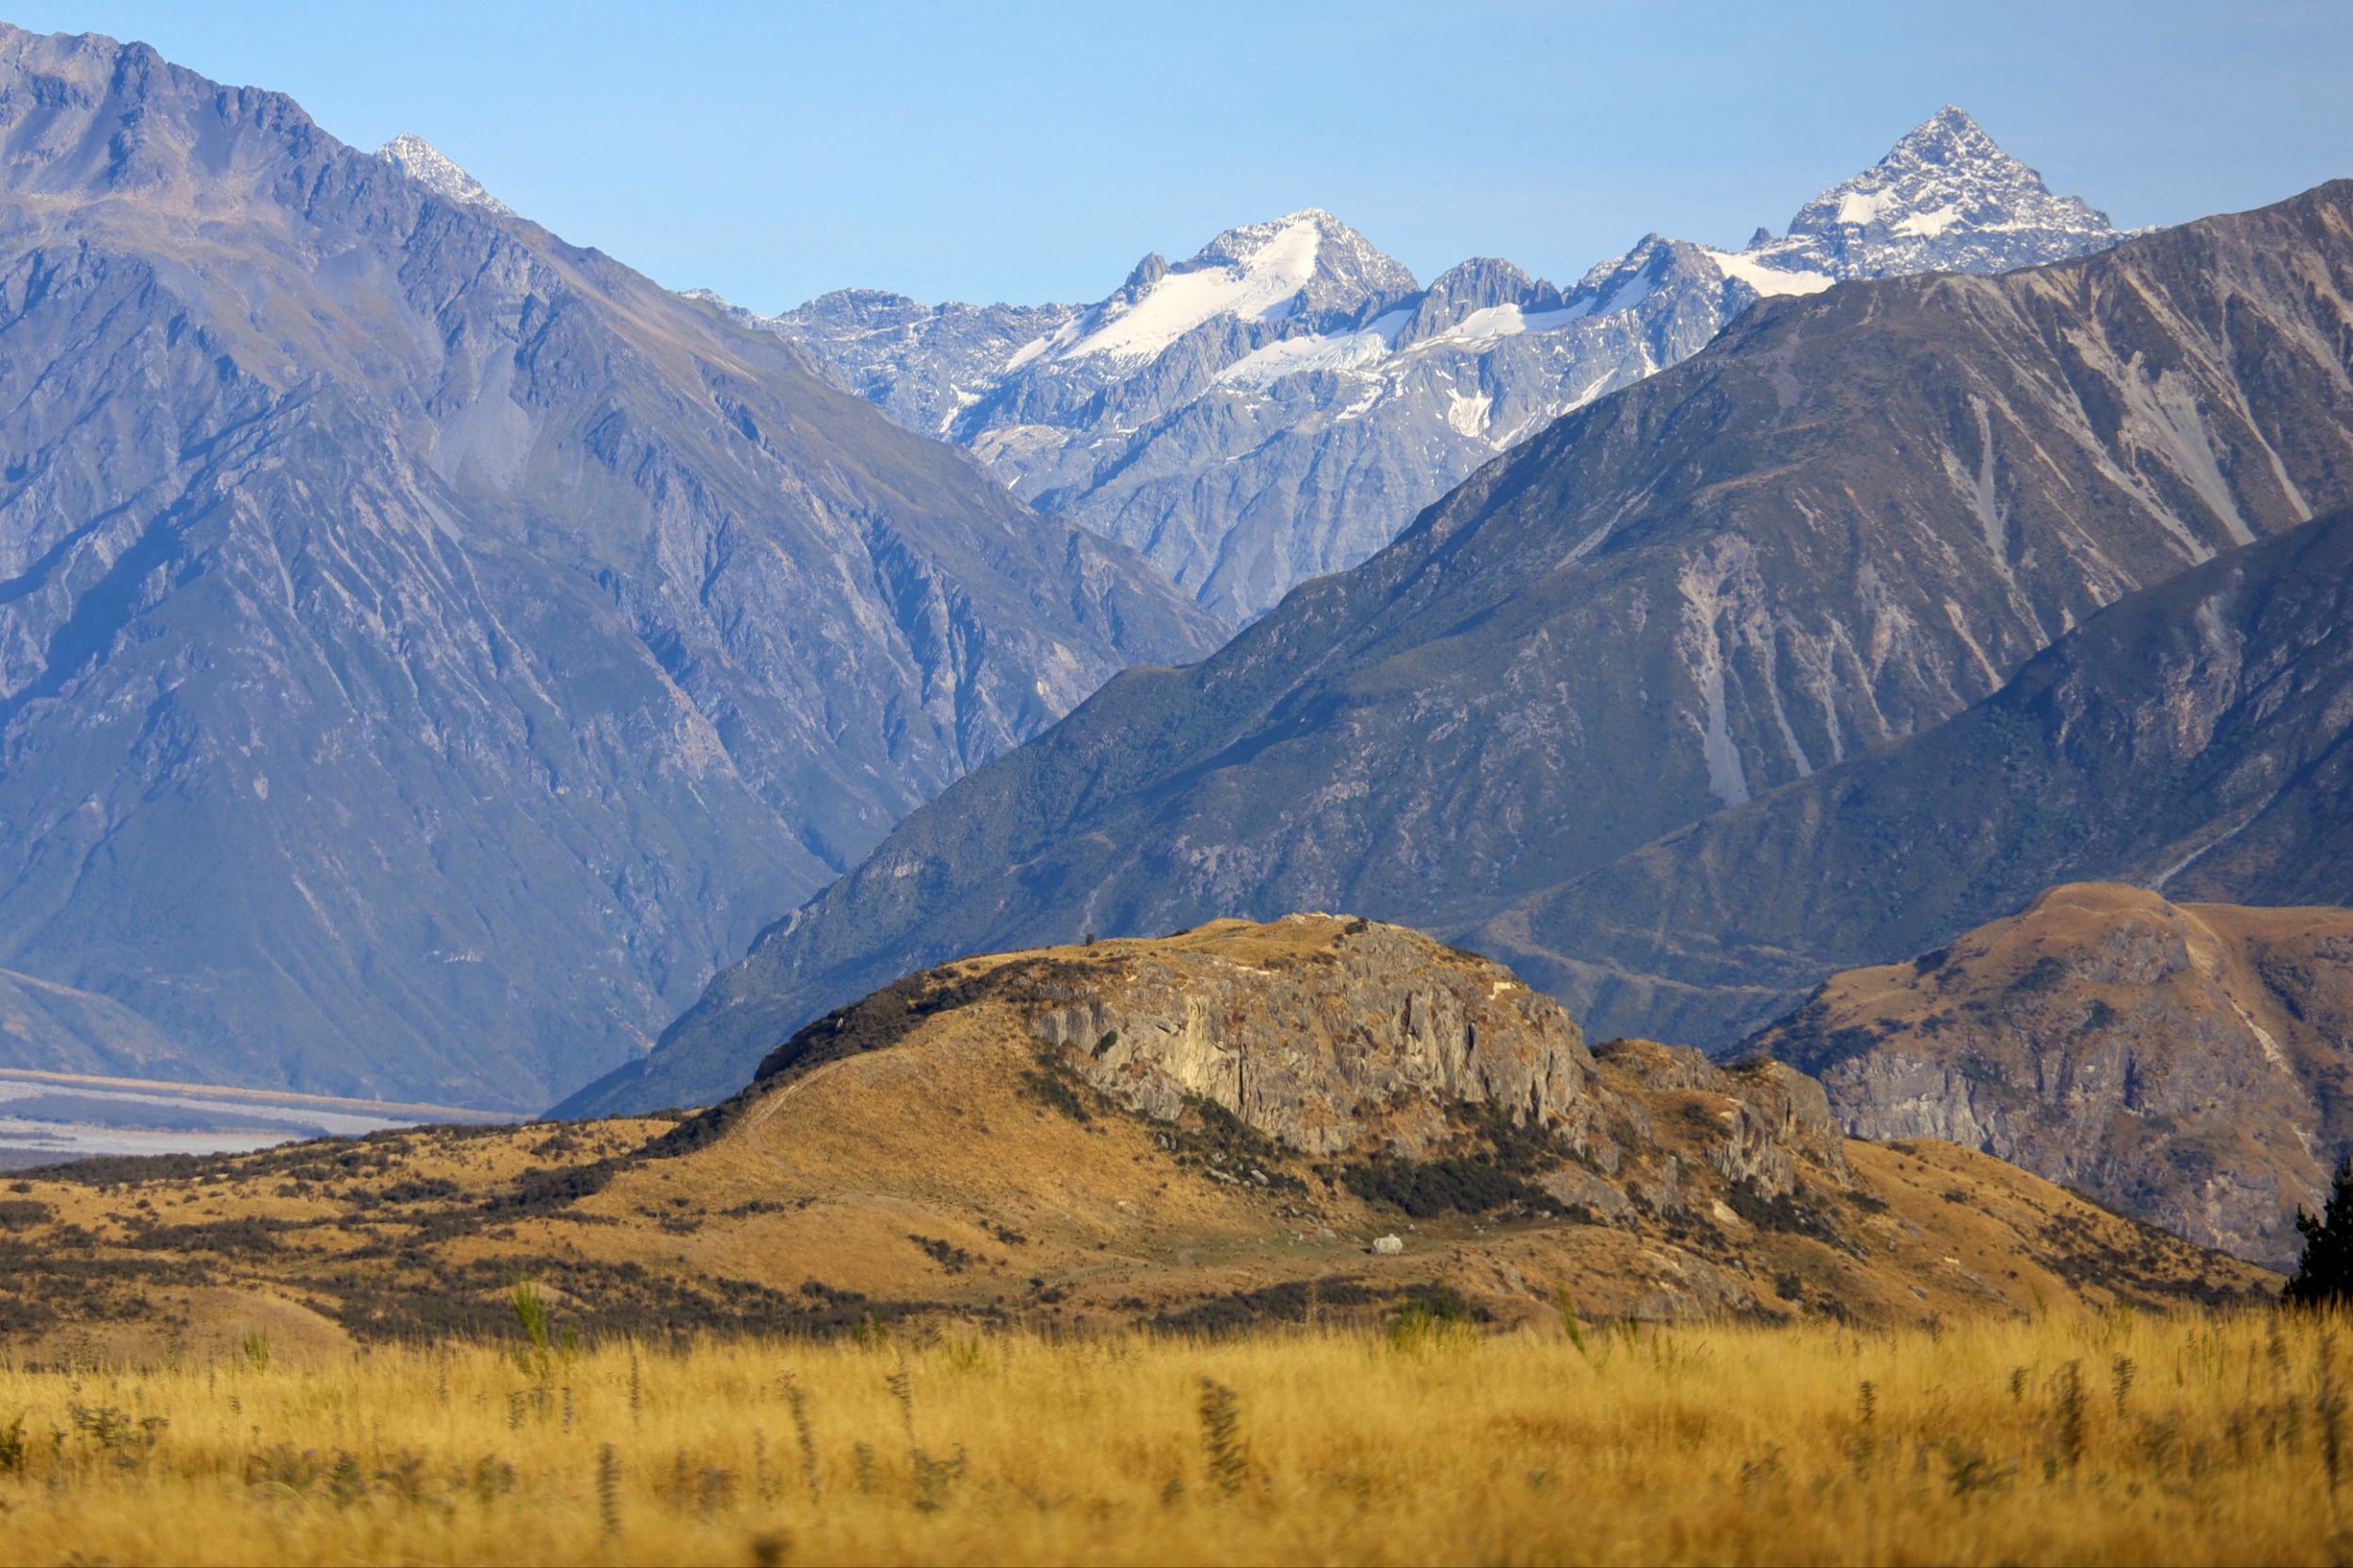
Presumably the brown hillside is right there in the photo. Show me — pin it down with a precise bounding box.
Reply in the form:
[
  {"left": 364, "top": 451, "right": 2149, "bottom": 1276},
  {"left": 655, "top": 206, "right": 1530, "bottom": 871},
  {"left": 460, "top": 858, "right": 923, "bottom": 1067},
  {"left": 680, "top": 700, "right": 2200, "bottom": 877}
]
[
  {"left": 1756, "top": 882, "right": 2353, "bottom": 1267},
  {"left": 0, "top": 917, "right": 2269, "bottom": 1358}
]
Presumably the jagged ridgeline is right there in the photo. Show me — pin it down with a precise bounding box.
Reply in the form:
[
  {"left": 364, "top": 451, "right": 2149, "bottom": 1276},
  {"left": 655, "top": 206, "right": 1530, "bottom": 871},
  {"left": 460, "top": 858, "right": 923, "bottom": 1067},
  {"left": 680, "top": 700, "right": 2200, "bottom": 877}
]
[
  {"left": 742, "top": 107, "right": 2129, "bottom": 622},
  {"left": 0, "top": 26, "right": 1221, "bottom": 1108},
  {"left": 0, "top": 918, "right": 2268, "bottom": 1352},
  {"left": 579, "top": 178, "right": 2353, "bottom": 1116}
]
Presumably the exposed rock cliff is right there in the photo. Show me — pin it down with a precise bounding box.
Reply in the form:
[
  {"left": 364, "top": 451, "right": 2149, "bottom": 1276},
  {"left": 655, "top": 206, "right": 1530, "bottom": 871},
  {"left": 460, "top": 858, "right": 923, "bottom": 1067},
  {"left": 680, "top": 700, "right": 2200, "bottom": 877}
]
[{"left": 1025, "top": 920, "right": 1592, "bottom": 1155}]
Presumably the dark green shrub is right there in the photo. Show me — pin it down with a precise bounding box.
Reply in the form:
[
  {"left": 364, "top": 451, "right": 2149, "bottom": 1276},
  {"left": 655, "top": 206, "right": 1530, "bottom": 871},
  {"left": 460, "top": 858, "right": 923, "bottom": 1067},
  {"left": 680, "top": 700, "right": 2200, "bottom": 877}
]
[{"left": 2286, "top": 1155, "right": 2353, "bottom": 1308}]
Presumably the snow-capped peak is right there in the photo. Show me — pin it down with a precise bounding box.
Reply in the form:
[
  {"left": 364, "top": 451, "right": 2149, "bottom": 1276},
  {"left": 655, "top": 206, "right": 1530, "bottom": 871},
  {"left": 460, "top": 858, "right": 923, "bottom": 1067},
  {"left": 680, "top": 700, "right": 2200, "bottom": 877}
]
[
  {"left": 1753, "top": 106, "right": 2119, "bottom": 278},
  {"left": 1196, "top": 208, "right": 1417, "bottom": 294},
  {"left": 1877, "top": 105, "right": 2013, "bottom": 176},
  {"left": 1060, "top": 208, "right": 1417, "bottom": 363},
  {"left": 377, "top": 134, "right": 511, "bottom": 216}
]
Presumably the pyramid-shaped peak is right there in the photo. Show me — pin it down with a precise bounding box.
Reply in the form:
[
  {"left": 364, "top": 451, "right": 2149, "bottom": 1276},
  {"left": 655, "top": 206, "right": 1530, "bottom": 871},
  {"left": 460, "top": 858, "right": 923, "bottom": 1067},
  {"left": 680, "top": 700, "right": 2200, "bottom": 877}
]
[
  {"left": 1428, "top": 255, "right": 1537, "bottom": 296},
  {"left": 1918, "top": 104, "right": 1989, "bottom": 136},
  {"left": 377, "top": 134, "right": 511, "bottom": 216},
  {"left": 1054, "top": 207, "right": 1416, "bottom": 364},
  {"left": 1877, "top": 104, "right": 2022, "bottom": 172},
  {"left": 1756, "top": 107, "right": 2118, "bottom": 279}
]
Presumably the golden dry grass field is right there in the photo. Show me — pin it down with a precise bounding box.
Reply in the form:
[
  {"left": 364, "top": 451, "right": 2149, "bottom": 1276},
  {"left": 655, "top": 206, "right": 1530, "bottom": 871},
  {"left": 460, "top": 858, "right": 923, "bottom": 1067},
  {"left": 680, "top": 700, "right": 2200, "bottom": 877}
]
[{"left": 0, "top": 1304, "right": 2345, "bottom": 1566}]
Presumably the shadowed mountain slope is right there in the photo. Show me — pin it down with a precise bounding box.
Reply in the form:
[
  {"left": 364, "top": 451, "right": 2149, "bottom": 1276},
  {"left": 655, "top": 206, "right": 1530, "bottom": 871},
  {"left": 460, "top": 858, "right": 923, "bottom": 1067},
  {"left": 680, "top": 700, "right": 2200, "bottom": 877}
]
[
  {"left": 0, "top": 27, "right": 1221, "bottom": 1109},
  {"left": 1482, "top": 506, "right": 2353, "bottom": 1052},
  {"left": 573, "top": 180, "right": 2353, "bottom": 1115}
]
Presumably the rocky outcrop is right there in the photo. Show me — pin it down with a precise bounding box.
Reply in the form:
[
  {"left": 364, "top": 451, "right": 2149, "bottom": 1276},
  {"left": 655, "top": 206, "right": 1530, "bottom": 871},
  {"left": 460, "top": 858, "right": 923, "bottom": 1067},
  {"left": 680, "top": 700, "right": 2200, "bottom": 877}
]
[
  {"left": 0, "top": 910, "right": 2278, "bottom": 1348},
  {"left": 1026, "top": 918, "right": 1592, "bottom": 1156},
  {"left": 739, "top": 915, "right": 1855, "bottom": 1237},
  {"left": 1581, "top": 1040, "right": 1849, "bottom": 1201},
  {"left": 1755, "top": 883, "right": 2353, "bottom": 1267}
]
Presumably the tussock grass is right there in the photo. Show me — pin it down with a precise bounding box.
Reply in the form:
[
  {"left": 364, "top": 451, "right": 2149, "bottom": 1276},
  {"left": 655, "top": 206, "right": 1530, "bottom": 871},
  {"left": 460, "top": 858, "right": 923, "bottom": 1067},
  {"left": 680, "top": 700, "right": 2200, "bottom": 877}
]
[{"left": 0, "top": 1306, "right": 2344, "bottom": 1564}]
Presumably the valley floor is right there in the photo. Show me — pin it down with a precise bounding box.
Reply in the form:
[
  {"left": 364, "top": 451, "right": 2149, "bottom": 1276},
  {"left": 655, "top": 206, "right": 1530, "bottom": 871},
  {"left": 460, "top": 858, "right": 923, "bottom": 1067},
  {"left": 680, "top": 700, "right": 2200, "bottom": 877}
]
[{"left": 0, "top": 1307, "right": 2342, "bottom": 1565}]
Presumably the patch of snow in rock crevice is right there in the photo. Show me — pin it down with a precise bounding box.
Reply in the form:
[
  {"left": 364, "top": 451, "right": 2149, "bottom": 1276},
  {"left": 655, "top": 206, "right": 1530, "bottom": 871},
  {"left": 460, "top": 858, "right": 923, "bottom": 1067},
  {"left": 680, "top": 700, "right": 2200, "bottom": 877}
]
[
  {"left": 1445, "top": 388, "right": 1494, "bottom": 438},
  {"left": 1895, "top": 203, "right": 1962, "bottom": 238}
]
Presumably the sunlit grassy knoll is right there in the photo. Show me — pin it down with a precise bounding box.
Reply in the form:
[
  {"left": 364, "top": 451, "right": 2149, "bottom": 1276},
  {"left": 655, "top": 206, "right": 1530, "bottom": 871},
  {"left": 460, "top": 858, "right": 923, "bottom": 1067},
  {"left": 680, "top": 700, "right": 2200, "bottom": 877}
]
[{"left": 0, "top": 1305, "right": 2345, "bottom": 1566}]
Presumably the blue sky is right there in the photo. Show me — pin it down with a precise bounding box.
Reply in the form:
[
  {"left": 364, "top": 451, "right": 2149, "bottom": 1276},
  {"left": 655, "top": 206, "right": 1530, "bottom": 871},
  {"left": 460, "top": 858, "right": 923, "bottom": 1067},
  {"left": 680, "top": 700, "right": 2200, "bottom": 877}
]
[{"left": 9, "top": 1, "right": 2350, "bottom": 311}]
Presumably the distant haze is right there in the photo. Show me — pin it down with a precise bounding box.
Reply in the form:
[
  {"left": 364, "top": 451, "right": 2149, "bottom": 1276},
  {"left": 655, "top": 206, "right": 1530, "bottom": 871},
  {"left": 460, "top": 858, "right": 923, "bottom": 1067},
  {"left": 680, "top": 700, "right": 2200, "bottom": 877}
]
[{"left": 5, "top": 0, "right": 2350, "bottom": 310}]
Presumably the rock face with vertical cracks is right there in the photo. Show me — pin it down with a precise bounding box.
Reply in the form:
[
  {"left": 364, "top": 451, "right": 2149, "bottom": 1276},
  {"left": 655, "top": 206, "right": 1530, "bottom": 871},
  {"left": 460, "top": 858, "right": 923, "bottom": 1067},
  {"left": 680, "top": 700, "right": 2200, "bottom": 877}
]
[
  {"left": 733, "top": 913, "right": 1852, "bottom": 1229},
  {"left": 1027, "top": 919, "right": 1592, "bottom": 1156}
]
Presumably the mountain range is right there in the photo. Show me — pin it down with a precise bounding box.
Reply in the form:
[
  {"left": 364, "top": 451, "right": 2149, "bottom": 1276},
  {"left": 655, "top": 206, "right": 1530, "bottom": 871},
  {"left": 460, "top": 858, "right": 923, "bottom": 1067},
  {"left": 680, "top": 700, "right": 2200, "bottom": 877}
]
[
  {"left": 2, "top": 20, "right": 2347, "bottom": 1313},
  {"left": 737, "top": 107, "right": 2130, "bottom": 621},
  {"left": 569, "top": 176, "right": 2353, "bottom": 1116},
  {"left": 0, "top": 24, "right": 1220, "bottom": 1110}
]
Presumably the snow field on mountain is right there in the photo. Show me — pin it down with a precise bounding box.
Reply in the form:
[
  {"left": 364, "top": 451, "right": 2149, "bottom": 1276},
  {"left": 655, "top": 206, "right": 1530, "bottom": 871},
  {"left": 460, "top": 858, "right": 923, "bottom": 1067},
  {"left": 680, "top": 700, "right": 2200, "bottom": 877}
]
[{"left": 1064, "top": 217, "right": 1322, "bottom": 362}]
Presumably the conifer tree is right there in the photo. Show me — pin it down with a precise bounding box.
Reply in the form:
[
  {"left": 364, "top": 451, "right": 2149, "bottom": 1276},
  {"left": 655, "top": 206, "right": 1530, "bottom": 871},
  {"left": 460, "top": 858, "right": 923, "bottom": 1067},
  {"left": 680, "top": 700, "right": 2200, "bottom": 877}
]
[{"left": 2285, "top": 1155, "right": 2353, "bottom": 1307}]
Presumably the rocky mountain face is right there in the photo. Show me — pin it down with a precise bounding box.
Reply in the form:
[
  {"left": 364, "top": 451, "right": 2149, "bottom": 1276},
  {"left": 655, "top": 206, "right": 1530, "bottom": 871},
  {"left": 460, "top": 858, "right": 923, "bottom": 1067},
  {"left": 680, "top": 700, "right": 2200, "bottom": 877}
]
[
  {"left": 751, "top": 108, "right": 2128, "bottom": 620},
  {"left": 0, "top": 916, "right": 2270, "bottom": 1353},
  {"left": 573, "top": 179, "right": 2353, "bottom": 1116},
  {"left": 1488, "top": 504, "right": 2353, "bottom": 1055},
  {"left": 1752, "top": 884, "right": 2353, "bottom": 1270},
  {"left": 0, "top": 27, "right": 1221, "bottom": 1110}
]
